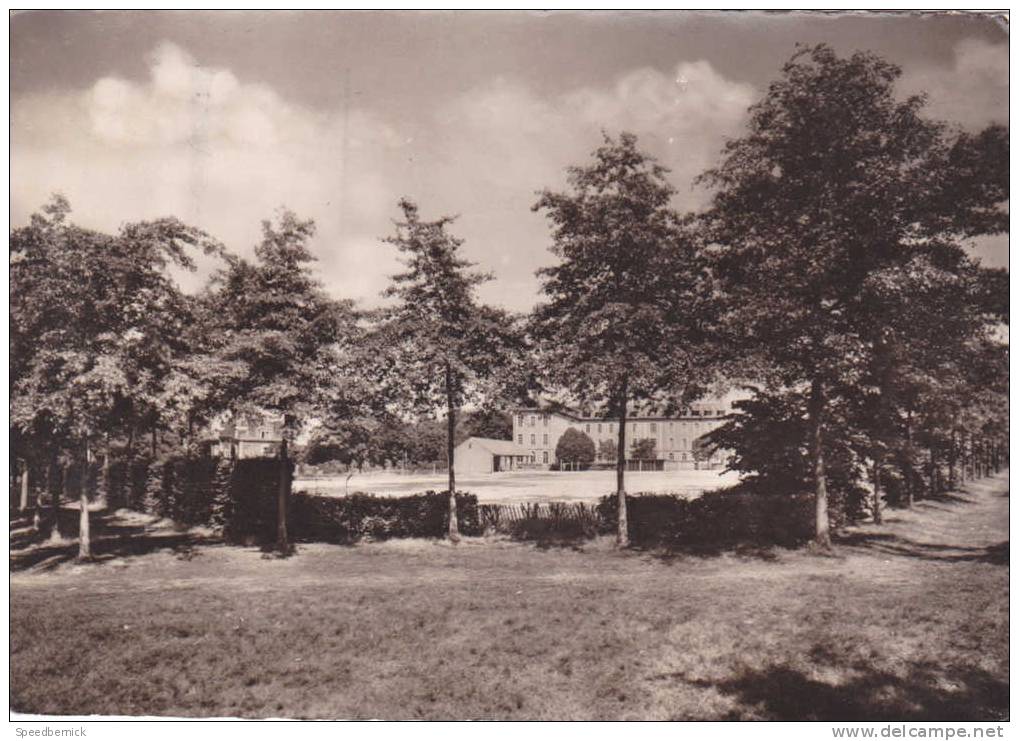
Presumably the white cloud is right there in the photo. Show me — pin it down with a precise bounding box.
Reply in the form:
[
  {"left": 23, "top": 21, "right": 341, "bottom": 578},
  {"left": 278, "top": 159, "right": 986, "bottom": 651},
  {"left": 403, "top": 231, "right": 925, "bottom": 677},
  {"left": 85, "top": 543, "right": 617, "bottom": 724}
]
[{"left": 16, "top": 38, "right": 1005, "bottom": 312}]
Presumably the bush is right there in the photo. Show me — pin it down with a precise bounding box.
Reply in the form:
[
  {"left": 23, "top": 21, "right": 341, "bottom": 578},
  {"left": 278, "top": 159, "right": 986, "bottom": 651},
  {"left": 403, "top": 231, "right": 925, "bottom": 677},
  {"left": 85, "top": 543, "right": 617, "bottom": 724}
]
[
  {"left": 291, "top": 490, "right": 480, "bottom": 542},
  {"left": 225, "top": 459, "right": 291, "bottom": 542},
  {"left": 597, "top": 488, "right": 816, "bottom": 548}
]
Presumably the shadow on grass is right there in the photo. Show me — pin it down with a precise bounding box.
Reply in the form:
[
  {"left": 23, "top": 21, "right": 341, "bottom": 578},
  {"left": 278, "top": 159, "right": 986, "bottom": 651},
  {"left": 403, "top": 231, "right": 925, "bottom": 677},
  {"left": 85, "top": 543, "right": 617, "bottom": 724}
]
[
  {"left": 636, "top": 541, "right": 791, "bottom": 563},
  {"left": 9, "top": 508, "right": 218, "bottom": 572},
  {"left": 672, "top": 661, "right": 1008, "bottom": 721},
  {"left": 836, "top": 530, "right": 1009, "bottom": 566}
]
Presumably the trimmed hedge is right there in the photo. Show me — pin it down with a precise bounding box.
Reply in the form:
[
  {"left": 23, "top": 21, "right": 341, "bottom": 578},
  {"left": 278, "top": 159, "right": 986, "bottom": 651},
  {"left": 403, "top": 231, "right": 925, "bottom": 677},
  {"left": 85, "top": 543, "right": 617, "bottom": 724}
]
[
  {"left": 106, "top": 455, "right": 291, "bottom": 541},
  {"left": 291, "top": 490, "right": 481, "bottom": 542},
  {"left": 596, "top": 489, "right": 815, "bottom": 548}
]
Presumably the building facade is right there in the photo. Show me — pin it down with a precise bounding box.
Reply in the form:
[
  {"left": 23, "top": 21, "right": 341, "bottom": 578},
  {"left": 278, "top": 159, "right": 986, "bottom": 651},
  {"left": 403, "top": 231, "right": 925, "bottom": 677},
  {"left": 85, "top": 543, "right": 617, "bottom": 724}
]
[
  {"left": 208, "top": 413, "right": 285, "bottom": 459},
  {"left": 454, "top": 437, "right": 529, "bottom": 474},
  {"left": 510, "top": 398, "right": 733, "bottom": 470}
]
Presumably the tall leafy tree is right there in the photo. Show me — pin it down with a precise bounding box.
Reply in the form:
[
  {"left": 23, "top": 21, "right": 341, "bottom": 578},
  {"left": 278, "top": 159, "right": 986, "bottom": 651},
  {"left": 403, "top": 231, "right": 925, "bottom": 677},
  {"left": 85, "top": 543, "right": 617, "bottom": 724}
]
[
  {"left": 532, "top": 133, "right": 711, "bottom": 547},
  {"left": 699, "top": 45, "right": 1008, "bottom": 547},
  {"left": 379, "top": 198, "right": 523, "bottom": 541},
  {"left": 10, "top": 196, "right": 221, "bottom": 557},
  {"left": 208, "top": 210, "right": 353, "bottom": 553}
]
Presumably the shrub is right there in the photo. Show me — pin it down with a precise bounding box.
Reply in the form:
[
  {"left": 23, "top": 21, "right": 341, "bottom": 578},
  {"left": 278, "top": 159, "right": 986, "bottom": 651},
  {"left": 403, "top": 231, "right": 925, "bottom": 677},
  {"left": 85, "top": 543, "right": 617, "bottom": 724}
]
[
  {"left": 291, "top": 490, "right": 480, "bottom": 542},
  {"left": 223, "top": 458, "right": 292, "bottom": 542},
  {"left": 555, "top": 428, "right": 596, "bottom": 466},
  {"left": 597, "top": 488, "right": 815, "bottom": 548}
]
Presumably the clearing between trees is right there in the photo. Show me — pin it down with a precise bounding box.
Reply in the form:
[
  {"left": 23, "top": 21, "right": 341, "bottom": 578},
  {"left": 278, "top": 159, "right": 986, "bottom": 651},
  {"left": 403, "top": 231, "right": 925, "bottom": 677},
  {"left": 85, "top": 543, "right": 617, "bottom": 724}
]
[{"left": 10, "top": 471, "right": 1008, "bottom": 720}]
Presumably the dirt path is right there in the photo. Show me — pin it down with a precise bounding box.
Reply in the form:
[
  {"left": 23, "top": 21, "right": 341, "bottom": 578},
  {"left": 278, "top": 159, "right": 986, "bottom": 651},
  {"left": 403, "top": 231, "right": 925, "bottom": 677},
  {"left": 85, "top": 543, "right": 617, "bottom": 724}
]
[{"left": 837, "top": 469, "right": 1009, "bottom": 566}]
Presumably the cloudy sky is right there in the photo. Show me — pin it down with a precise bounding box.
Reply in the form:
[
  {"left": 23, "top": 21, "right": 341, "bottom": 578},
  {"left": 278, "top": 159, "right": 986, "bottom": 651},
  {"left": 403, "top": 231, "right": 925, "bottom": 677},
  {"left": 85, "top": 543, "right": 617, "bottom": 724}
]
[{"left": 11, "top": 10, "right": 1008, "bottom": 312}]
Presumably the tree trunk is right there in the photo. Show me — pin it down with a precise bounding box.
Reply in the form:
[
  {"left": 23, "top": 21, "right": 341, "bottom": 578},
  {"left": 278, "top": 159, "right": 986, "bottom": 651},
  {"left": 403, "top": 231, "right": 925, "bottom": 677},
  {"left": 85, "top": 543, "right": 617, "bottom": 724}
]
[
  {"left": 276, "top": 434, "right": 291, "bottom": 553},
  {"left": 904, "top": 408, "right": 914, "bottom": 508},
  {"left": 19, "top": 459, "right": 29, "bottom": 511},
  {"left": 808, "top": 377, "right": 830, "bottom": 549},
  {"left": 100, "top": 432, "right": 111, "bottom": 507},
  {"left": 615, "top": 379, "right": 629, "bottom": 548},
  {"left": 445, "top": 362, "right": 459, "bottom": 542},
  {"left": 78, "top": 440, "right": 91, "bottom": 560},
  {"left": 151, "top": 425, "right": 157, "bottom": 459},
  {"left": 872, "top": 458, "right": 882, "bottom": 525},
  {"left": 948, "top": 430, "right": 957, "bottom": 489},
  {"left": 55, "top": 460, "right": 69, "bottom": 534}
]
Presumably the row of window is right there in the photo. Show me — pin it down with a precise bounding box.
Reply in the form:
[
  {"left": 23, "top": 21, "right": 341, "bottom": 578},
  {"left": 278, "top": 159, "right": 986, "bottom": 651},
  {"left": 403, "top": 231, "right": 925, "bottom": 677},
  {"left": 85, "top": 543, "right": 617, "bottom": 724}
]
[
  {"left": 517, "top": 414, "right": 552, "bottom": 428},
  {"left": 521, "top": 450, "right": 716, "bottom": 463},
  {"left": 516, "top": 411, "right": 727, "bottom": 430},
  {"left": 518, "top": 433, "right": 550, "bottom": 446},
  {"left": 518, "top": 431, "right": 700, "bottom": 451}
]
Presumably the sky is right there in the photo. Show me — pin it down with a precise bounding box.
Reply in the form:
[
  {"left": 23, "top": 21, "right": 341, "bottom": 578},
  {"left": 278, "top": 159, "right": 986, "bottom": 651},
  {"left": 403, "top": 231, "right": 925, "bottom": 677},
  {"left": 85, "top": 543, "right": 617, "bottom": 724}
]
[{"left": 10, "top": 10, "right": 1009, "bottom": 312}]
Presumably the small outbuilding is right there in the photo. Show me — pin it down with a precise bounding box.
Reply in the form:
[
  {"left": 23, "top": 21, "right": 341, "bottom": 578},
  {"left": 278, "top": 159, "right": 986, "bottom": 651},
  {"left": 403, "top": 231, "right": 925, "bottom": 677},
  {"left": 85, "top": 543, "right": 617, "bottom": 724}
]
[{"left": 454, "top": 437, "right": 527, "bottom": 474}]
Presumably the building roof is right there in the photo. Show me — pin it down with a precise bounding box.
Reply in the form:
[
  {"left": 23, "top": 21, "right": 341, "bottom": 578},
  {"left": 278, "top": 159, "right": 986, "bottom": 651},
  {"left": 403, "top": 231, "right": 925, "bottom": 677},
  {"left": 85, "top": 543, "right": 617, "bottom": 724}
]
[{"left": 458, "top": 436, "right": 520, "bottom": 456}]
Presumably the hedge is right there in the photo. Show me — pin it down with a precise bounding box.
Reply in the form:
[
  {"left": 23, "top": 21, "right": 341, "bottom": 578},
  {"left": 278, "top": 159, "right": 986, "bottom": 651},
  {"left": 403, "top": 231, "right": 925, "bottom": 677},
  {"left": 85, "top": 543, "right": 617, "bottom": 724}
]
[
  {"left": 103, "top": 456, "right": 291, "bottom": 541},
  {"left": 291, "top": 490, "right": 481, "bottom": 542},
  {"left": 596, "top": 489, "right": 815, "bottom": 547}
]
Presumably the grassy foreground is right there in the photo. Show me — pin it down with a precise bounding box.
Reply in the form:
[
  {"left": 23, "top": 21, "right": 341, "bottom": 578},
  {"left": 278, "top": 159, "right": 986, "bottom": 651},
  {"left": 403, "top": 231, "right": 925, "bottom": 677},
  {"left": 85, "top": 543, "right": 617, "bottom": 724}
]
[{"left": 10, "top": 472, "right": 1008, "bottom": 720}]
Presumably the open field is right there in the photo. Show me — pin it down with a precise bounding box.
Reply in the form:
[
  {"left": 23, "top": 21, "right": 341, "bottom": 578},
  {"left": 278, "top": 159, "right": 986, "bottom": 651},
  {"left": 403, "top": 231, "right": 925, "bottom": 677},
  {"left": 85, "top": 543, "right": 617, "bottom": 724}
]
[
  {"left": 11, "top": 471, "right": 1009, "bottom": 720},
  {"left": 295, "top": 467, "right": 742, "bottom": 504}
]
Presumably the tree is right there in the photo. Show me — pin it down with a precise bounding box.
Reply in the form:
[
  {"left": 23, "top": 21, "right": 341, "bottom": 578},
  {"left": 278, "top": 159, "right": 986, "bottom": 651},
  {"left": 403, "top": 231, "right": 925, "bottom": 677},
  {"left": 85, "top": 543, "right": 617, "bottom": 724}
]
[
  {"left": 10, "top": 196, "right": 221, "bottom": 558},
  {"left": 532, "top": 133, "right": 712, "bottom": 547},
  {"left": 691, "top": 436, "right": 714, "bottom": 470},
  {"left": 379, "top": 199, "right": 523, "bottom": 541},
  {"left": 555, "top": 428, "right": 596, "bottom": 468},
  {"left": 457, "top": 409, "right": 513, "bottom": 445},
  {"left": 630, "top": 438, "right": 657, "bottom": 462},
  {"left": 207, "top": 210, "right": 352, "bottom": 553},
  {"left": 699, "top": 45, "right": 1008, "bottom": 548}
]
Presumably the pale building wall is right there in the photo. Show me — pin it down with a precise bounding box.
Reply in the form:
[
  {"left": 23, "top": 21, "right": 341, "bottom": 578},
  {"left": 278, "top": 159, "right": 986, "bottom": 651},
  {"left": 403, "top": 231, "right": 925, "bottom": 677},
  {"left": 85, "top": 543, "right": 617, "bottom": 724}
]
[
  {"left": 454, "top": 439, "right": 496, "bottom": 474},
  {"left": 511, "top": 399, "right": 733, "bottom": 468}
]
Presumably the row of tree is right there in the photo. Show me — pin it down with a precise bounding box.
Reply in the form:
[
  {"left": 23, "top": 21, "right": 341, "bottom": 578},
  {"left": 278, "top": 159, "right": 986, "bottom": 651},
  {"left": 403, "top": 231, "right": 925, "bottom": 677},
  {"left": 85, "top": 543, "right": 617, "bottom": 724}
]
[{"left": 11, "top": 44, "right": 1008, "bottom": 556}]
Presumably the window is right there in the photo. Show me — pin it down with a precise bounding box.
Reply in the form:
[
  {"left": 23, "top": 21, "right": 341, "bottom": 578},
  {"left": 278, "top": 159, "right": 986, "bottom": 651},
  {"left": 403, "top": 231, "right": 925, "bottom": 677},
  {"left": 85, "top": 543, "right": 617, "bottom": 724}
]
[
  {"left": 530, "top": 415, "right": 536, "bottom": 427},
  {"left": 517, "top": 434, "right": 523, "bottom": 445},
  {"left": 669, "top": 453, "right": 674, "bottom": 461},
  {"left": 530, "top": 452, "right": 536, "bottom": 463},
  {"left": 543, "top": 434, "right": 548, "bottom": 445},
  {"left": 530, "top": 434, "right": 536, "bottom": 445},
  {"left": 543, "top": 451, "right": 549, "bottom": 464},
  {"left": 650, "top": 423, "right": 657, "bottom": 433},
  {"left": 585, "top": 424, "right": 590, "bottom": 433},
  {"left": 517, "top": 414, "right": 523, "bottom": 426},
  {"left": 669, "top": 437, "right": 674, "bottom": 448},
  {"left": 543, "top": 414, "right": 549, "bottom": 426},
  {"left": 682, "top": 452, "right": 688, "bottom": 462},
  {"left": 682, "top": 438, "right": 687, "bottom": 449},
  {"left": 260, "top": 430, "right": 267, "bottom": 439},
  {"left": 608, "top": 424, "right": 614, "bottom": 433},
  {"left": 597, "top": 423, "right": 602, "bottom": 434}
]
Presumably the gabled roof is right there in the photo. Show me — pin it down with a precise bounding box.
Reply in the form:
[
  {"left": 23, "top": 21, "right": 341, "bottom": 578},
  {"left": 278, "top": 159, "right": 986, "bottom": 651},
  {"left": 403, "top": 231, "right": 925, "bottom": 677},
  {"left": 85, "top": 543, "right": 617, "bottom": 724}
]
[{"left": 458, "top": 436, "right": 520, "bottom": 456}]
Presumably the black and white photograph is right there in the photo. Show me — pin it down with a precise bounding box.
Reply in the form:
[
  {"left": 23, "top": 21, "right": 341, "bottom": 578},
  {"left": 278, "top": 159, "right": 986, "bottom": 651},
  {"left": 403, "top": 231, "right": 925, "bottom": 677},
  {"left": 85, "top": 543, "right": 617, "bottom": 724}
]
[{"left": 8, "top": 9, "right": 1009, "bottom": 725}]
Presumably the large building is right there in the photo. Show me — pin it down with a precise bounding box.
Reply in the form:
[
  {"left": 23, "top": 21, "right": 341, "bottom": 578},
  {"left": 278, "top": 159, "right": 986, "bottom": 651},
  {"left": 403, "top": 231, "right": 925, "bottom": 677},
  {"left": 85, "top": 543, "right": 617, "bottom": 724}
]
[{"left": 510, "top": 398, "right": 734, "bottom": 470}]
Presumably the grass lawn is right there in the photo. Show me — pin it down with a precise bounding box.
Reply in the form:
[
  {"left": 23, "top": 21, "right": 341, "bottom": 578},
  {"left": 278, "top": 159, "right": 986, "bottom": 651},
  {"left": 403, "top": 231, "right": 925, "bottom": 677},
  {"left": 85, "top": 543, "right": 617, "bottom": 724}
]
[{"left": 10, "top": 472, "right": 1009, "bottom": 720}]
